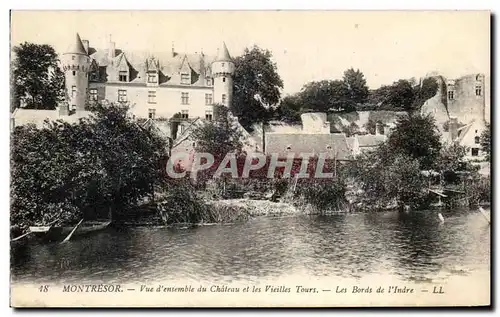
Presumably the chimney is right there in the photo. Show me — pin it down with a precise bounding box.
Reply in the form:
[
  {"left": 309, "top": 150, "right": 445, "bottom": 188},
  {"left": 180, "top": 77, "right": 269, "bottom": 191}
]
[
  {"left": 82, "top": 40, "right": 89, "bottom": 54},
  {"left": 108, "top": 40, "right": 116, "bottom": 60},
  {"left": 449, "top": 117, "right": 458, "bottom": 142},
  {"left": 59, "top": 104, "right": 69, "bottom": 116}
]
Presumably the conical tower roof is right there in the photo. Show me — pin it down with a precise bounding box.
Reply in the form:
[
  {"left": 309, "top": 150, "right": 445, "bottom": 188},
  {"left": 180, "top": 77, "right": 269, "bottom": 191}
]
[
  {"left": 215, "top": 42, "right": 232, "bottom": 62},
  {"left": 65, "top": 33, "right": 87, "bottom": 55}
]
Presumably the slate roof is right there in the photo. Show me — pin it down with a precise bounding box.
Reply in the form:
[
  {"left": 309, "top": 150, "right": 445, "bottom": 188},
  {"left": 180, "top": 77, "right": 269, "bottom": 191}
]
[
  {"left": 89, "top": 47, "right": 217, "bottom": 86},
  {"left": 357, "top": 134, "right": 386, "bottom": 148},
  {"left": 65, "top": 33, "right": 87, "bottom": 55},
  {"left": 265, "top": 133, "right": 352, "bottom": 160},
  {"left": 215, "top": 42, "right": 232, "bottom": 62}
]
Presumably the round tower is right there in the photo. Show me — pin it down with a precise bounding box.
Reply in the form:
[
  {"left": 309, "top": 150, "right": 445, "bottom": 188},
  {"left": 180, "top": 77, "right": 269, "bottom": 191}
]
[
  {"left": 211, "top": 42, "right": 234, "bottom": 108},
  {"left": 62, "top": 33, "right": 90, "bottom": 114}
]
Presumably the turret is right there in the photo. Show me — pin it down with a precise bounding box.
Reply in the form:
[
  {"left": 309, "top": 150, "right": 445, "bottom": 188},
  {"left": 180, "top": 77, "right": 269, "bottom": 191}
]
[
  {"left": 211, "top": 42, "right": 234, "bottom": 107},
  {"left": 62, "top": 33, "right": 90, "bottom": 114}
]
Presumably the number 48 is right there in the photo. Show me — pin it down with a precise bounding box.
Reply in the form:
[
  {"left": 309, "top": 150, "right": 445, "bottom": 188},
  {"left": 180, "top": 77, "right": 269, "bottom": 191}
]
[{"left": 39, "top": 285, "right": 49, "bottom": 292}]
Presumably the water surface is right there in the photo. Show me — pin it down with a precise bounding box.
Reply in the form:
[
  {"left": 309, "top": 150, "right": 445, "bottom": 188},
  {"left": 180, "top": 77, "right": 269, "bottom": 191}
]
[{"left": 11, "top": 208, "right": 491, "bottom": 286}]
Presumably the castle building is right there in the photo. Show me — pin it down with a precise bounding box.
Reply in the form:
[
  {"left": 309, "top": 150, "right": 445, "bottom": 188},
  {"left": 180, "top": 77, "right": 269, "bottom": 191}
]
[
  {"left": 11, "top": 33, "right": 235, "bottom": 128},
  {"left": 421, "top": 73, "right": 490, "bottom": 160}
]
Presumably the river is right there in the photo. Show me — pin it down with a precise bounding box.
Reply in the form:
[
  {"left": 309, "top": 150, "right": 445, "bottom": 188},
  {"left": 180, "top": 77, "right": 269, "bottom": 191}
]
[{"left": 10, "top": 208, "right": 491, "bottom": 306}]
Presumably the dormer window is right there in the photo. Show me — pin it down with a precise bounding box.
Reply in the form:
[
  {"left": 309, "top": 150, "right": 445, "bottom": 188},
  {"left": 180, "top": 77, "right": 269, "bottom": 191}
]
[
  {"left": 181, "top": 73, "right": 190, "bottom": 85},
  {"left": 286, "top": 145, "right": 292, "bottom": 151},
  {"left": 148, "top": 73, "right": 158, "bottom": 83},
  {"left": 326, "top": 145, "right": 332, "bottom": 150},
  {"left": 119, "top": 71, "right": 128, "bottom": 82}
]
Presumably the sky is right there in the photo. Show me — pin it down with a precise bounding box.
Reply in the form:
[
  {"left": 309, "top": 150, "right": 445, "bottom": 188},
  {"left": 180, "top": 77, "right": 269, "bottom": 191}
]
[{"left": 10, "top": 10, "right": 490, "bottom": 95}]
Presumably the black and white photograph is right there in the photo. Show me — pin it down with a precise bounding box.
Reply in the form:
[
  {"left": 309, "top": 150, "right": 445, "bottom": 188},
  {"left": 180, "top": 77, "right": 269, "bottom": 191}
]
[{"left": 9, "top": 10, "right": 491, "bottom": 307}]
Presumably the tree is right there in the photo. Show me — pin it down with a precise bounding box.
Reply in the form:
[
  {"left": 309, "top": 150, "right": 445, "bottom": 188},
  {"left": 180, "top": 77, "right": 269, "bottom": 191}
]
[
  {"left": 10, "top": 103, "right": 169, "bottom": 229},
  {"left": 12, "top": 42, "right": 65, "bottom": 110},
  {"left": 386, "top": 113, "right": 442, "bottom": 170},
  {"left": 342, "top": 68, "right": 369, "bottom": 104},
  {"left": 273, "top": 95, "right": 302, "bottom": 123},
  {"left": 298, "top": 80, "right": 354, "bottom": 112},
  {"left": 368, "top": 77, "right": 438, "bottom": 112},
  {"left": 412, "top": 77, "right": 439, "bottom": 111},
  {"left": 232, "top": 46, "right": 283, "bottom": 131},
  {"left": 191, "top": 104, "right": 244, "bottom": 158},
  {"left": 480, "top": 123, "right": 491, "bottom": 160}
]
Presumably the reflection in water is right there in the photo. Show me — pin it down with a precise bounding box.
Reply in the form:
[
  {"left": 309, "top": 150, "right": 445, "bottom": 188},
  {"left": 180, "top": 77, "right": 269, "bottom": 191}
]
[{"left": 11, "top": 209, "right": 490, "bottom": 285}]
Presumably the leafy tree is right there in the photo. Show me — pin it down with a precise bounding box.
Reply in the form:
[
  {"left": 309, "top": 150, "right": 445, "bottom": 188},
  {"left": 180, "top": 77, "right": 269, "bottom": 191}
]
[
  {"left": 368, "top": 77, "right": 438, "bottom": 112},
  {"left": 298, "top": 80, "right": 354, "bottom": 112},
  {"left": 342, "top": 68, "right": 369, "bottom": 104},
  {"left": 386, "top": 113, "right": 442, "bottom": 170},
  {"left": 10, "top": 103, "right": 169, "bottom": 229},
  {"left": 273, "top": 95, "right": 302, "bottom": 123},
  {"left": 385, "top": 154, "right": 428, "bottom": 209},
  {"left": 386, "top": 79, "right": 415, "bottom": 110},
  {"left": 12, "top": 42, "right": 65, "bottom": 110},
  {"left": 480, "top": 123, "right": 491, "bottom": 160},
  {"left": 232, "top": 46, "right": 283, "bottom": 131},
  {"left": 412, "top": 77, "right": 439, "bottom": 110},
  {"left": 191, "top": 104, "right": 244, "bottom": 158}
]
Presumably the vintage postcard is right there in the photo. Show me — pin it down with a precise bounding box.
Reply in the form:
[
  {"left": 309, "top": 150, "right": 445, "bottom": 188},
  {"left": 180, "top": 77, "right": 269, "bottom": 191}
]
[{"left": 9, "top": 10, "right": 491, "bottom": 307}]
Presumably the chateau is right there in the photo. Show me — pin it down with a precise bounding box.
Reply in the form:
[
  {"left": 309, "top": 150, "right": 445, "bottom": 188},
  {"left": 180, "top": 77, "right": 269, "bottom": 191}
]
[
  {"left": 12, "top": 33, "right": 235, "bottom": 126},
  {"left": 421, "top": 73, "right": 490, "bottom": 160},
  {"left": 11, "top": 33, "right": 490, "bottom": 164}
]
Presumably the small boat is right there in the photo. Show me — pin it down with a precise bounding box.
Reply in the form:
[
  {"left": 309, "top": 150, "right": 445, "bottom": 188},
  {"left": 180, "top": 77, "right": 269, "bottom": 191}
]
[{"left": 28, "top": 220, "right": 111, "bottom": 242}]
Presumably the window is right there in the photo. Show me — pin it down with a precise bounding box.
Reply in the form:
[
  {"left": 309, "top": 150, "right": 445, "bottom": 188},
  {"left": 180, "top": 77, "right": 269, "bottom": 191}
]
[
  {"left": 205, "top": 110, "right": 213, "bottom": 121},
  {"left": 475, "top": 86, "right": 482, "bottom": 96},
  {"left": 89, "top": 88, "right": 98, "bottom": 101},
  {"left": 72, "top": 56, "right": 75, "bottom": 60},
  {"left": 221, "top": 94, "right": 227, "bottom": 105},
  {"left": 205, "top": 78, "right": 212, "bottom": 86},
  {"left": 326, "top": 145, "right": 332, "bottom": 150},
  {"left": 148, "top": 109, "right": 156, "bottom": 119},
  {"left": 223, "top": 77, "right": 226, "bottom": 83},
  {"left": 181, "top": 92, "right": 189, "bottom": 105},
  {"left": 71, "top": 85, "right": 77, "bottom": 98},
  {"left": 90, "top": 72, "right": 98, "bottom": 81},
  {"left": 286, "top": 145, "right": 292, "bottom": 151},
  {"left": 147, "top": 73, "right": 157, "bottom": 83},
  {"left": 181, "top": 110, "right": 189, "bottom": 119},
  {"left": 72, "top": 71, "right": 76, "bottom": 76},
  {"left": 475, "top": 136, "right": 480, "bottom": 144},
  {"left": 118, "top": 90, "right": 127, "bottom": 103},
  {"left": 448, "top": 91, "right": 454, "bottom": 100},
  {"left": 222, "top": 63, "right": 225, "bottom": 67},
  {"left": 148, "top": 91, "right": 156, "bottom": 104},
  {"left": 181, "top": 73, "right": 190, "bottom": 85},
  {"left": 471, "top": 148, "right": 479, "bottom": 156},
  {"left": 205, "top": 93, "right": 213, "bottom": 105},
  {"left": 119, "top": 71, "right": 128, "bottom": 82}
]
